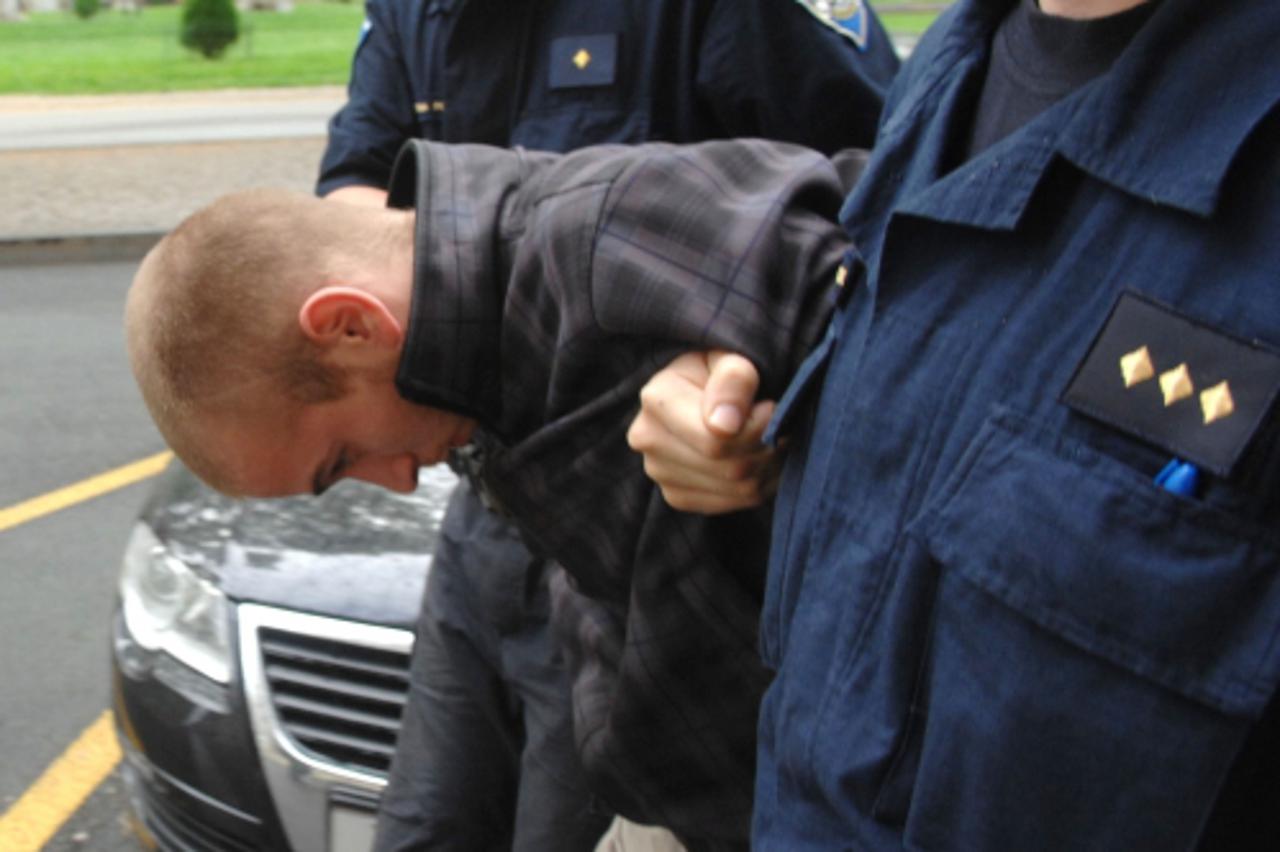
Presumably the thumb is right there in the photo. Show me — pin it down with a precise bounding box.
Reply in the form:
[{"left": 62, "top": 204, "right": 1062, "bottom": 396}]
[{"left": 702, "top": 351, "right": 761, "bottom": 437}]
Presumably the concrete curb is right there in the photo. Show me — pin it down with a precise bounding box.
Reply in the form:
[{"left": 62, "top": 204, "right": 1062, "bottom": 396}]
[{"left": 0, "top": 231, "right": 162, "bottom": 266}]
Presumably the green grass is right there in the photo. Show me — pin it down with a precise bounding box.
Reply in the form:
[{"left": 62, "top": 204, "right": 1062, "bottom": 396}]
[
  {"left": 0, "top": 2, "right": 365, "bottom": 94},
  {"left": 880, "top": 11, "right": 940, "bottom": 37},
  {"left": 877, "top": 0, "right": 949, "bottom": 37},
  {"left": 0, "top": 1, "right": 945, "bottom": 96}
]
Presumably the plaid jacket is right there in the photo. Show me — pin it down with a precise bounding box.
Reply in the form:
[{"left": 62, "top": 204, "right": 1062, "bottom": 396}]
[{"left": 388, "top": 138, "right": 858, "bottom": 847}]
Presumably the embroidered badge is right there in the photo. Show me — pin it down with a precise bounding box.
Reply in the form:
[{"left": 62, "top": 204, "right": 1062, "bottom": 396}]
[
  {"left": 549, "top": 34, "right": 617, "bottom": 89},
  {"left": 794, "top": 0, "right": 869, "bottom": 50},
  {"left": 1062, "top": 291, "right": 1280, "bottom": 476}
]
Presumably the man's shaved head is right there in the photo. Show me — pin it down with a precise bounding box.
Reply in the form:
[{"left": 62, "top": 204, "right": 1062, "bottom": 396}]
[{"left": 124, "top": 187, "right": 412, "bottom": 492}]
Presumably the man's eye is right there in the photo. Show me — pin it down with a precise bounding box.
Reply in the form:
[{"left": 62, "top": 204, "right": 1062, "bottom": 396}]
[{"left": 332, "top": 450, "right": 351, "bottom": 479}]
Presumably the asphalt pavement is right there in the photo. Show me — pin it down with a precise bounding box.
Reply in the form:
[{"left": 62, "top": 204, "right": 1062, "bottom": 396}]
[
  {"left": 0, "top": 87, "right": 342, "bottom": 261},
  {"left": 0, "top": 89, "right": 345, "bottom": 851}
]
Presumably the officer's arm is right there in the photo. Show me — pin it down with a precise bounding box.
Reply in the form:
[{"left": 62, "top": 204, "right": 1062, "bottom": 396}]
[
  {"left": 324, "top": 185, "right": 388, "bottom": 207},
  {"left": 316, "top": 0, "right": 417, "bottom": 197},
  {"left": 627, "top": 351, "right": 782, "bottom": 514}
]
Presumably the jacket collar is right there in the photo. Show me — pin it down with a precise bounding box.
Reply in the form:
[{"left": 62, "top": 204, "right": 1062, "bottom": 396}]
[{"left": 387, "top": 140, "right": 515, "bottom": 425}]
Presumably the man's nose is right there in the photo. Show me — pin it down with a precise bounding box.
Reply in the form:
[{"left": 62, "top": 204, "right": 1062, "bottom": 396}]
[{"left": 344, "top": 455, "right": 419, "bottom": 493}]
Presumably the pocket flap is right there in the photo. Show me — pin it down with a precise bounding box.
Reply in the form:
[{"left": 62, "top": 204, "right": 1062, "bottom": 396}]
[{"left": 920, "top": 411, "right": 1280, "bottom": 717}]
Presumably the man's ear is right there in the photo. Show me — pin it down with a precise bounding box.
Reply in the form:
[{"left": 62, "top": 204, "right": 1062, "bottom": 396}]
[{"left": 297, "top": 286, "right": 404, "bottom": 352}]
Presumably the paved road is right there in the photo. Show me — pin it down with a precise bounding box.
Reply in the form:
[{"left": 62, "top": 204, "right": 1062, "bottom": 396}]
[
  {"left": 0, "top": 88, "right": 335, "bottom": 850},
  {"left": 0, "top": 258, "right": 161, "bottom": 851},
  {"left": 0, "top": 87, "right": 344, "bottom": 151}
]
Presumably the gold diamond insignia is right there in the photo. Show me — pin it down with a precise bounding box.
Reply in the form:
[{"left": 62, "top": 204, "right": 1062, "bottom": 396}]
[
  {"left": 1200, "top": 381, "right": 1235, "bottom": 425},
  {"left": 1159, "top": 363, "right": 1194, "bottom": 407},
  {"left": 1119, "top": 345, "right": 1154, "bottom": 388},
  {"left": 835, "top": 266, "right": 847, "bottom": 287},
  {"left": 573, "top": 48, "right": 591, "bottom": 69}
]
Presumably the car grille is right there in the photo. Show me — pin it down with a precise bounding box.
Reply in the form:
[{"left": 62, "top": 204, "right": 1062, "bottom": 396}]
[{"left": 258, "top": 626, "right": 412, "bottom": 777}]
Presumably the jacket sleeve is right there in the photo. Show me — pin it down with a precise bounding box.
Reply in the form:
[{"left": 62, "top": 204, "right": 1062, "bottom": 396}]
[
  {"left": 388, "top": 136, "right": 857, "bottom": 444},
  {"left": 694, "top": 0, "right": 901, "bottom": 153},
  {"left": 315, "top": 0, "right": 418, "bottom": 196},
  {"left": 585, "top": 139, "right": 851, "bottom": 399},
  {"left": 487, "top": 139, "right": 854, "bottom": 442}
]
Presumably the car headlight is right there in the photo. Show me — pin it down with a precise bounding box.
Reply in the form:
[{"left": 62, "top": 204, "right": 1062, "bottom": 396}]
[{"left": 120, "top": 522, "right": 231, "bottom": 685}]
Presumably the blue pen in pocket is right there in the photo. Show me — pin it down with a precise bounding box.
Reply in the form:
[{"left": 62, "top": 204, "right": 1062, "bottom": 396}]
[{"left": 1155, "top": 458, "right": 1200, "bottom": 497}]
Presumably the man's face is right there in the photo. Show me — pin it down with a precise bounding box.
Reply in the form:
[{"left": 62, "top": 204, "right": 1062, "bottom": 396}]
[{"left": 201, "top": 375, "right": 475, "bottom": 498}]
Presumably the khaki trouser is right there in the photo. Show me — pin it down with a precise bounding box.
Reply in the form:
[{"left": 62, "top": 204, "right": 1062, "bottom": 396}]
[{"left": 593, "top": 816, "right": 688, "bottom": 852}]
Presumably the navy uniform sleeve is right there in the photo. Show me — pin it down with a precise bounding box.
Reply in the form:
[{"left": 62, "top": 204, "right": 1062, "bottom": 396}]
[
  {"left": 316, "top": 0, "right": 418, "bottom": 196},
  {"left": 696, "top": 0, "right": 900, "bottom": 153}
]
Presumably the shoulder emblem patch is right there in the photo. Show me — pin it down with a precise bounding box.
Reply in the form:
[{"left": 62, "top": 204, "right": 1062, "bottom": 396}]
[
  {"left": 794, "top": 0, "right": 870, "bottom": 51},
  {"left": 1062, "top": 291, "right": 1280, "bottom": 476},
  {"left": 354, "top": 17, "right": 373, "bottom": 54}
]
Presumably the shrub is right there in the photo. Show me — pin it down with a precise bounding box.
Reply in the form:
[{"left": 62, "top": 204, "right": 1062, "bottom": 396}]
[
  {"left": 73, "top": 0, "right": 101, "bottom": 19},
  {"left": 180, "top": 0, "right": 240, "bottom": 59}
]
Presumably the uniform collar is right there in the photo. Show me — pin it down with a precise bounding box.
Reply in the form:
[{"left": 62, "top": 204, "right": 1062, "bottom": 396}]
[
  {"left": 1058, "top": 0, "right": 1280, "bottom": 217},
  {"left": 863, "top": 0, "right": 1280, "bottom": 238}
]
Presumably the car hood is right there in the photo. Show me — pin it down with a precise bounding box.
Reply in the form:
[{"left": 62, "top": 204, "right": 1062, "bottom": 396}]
[{"left": 138, "top": 460, "right": 457, "bottom": 629}]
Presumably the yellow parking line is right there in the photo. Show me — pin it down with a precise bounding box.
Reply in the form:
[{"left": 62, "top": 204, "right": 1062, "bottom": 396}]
[
  {"left": 0, "top": 710, "right": 122, "bottom": 851},
  {"left": 0, "top": 454, "right": 173, "bottom": 841},
  {"left": 0, "top": 450, "right": 172, "bottom": 533}
]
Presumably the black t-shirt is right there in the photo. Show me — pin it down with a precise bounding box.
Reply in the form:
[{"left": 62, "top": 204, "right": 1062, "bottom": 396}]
[{"left": 965, "top": 0, "right": 1158, "bottom": 159}]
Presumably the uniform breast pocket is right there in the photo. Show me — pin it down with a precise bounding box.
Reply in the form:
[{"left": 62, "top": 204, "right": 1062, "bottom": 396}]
[{"left": 879, "top": 410, "right": 1280, "bottom": 851}]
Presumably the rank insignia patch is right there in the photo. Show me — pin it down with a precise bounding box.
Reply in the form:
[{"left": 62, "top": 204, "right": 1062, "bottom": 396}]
[
  {"left": 549, "top": 34, "right": 617, "bottom": 89},
  {"left": 1063, "top": 291, "right": 1280, "bottom": 476},
  {"left": 794, "top": 0, "right": 869, "bottom": 50}
]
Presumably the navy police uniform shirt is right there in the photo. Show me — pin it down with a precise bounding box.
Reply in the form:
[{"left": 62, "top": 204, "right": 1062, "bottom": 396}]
[
  {"left": 760, "top": 0, "right": 1280, "bottom": 848},
  {"left": 316, "top": 0, "right": 899, "bottom": 194}
]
